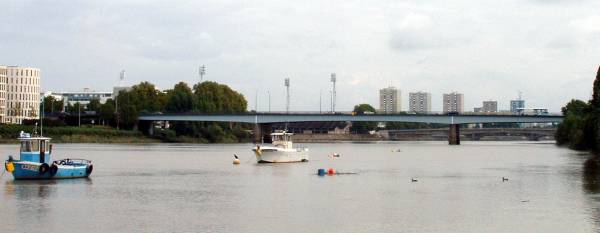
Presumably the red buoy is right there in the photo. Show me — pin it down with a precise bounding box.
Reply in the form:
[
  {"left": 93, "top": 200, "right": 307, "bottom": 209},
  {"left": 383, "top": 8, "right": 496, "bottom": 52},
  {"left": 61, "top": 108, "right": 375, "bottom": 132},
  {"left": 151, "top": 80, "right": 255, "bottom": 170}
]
[{"left": 327, "top": 168, "right": 335, "bottom": 175}]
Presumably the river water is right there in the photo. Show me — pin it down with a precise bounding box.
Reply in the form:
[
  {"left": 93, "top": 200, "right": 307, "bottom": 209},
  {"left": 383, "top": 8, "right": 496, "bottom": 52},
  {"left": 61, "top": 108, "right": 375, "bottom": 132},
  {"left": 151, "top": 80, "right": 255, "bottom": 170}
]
[{"left": 0, "top": 142, "right": 599, "bottom": 232}]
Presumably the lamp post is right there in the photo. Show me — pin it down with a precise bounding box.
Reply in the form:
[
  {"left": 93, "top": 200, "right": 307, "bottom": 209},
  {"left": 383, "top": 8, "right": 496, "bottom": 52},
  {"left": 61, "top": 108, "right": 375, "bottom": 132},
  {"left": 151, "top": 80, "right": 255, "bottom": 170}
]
[
  {"left": 78, "top": 102, "right": 81, "bottom": 127},
  {"left": 267, "top": 91, "right": 271, "bottom": 112}
]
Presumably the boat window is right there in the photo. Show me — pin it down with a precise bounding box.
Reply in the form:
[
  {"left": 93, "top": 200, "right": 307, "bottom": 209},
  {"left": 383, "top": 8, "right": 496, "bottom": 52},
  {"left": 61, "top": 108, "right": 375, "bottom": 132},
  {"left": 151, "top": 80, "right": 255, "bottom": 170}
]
[{"left": 20, "top": 140, "right": 39, "bottom": 152}]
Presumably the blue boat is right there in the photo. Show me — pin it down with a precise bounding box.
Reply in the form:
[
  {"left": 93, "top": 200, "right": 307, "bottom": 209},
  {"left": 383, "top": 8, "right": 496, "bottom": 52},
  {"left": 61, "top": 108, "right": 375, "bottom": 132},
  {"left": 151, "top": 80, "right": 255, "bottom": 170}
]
[{"left": 4, "top": 131, "right": 93, "bottom": 180}]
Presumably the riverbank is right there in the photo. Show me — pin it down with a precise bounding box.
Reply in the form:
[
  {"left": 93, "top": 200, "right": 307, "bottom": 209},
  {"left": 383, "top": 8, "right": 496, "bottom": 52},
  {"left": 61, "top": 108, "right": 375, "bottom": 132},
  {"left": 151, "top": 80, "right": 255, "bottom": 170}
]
[{"left": 0, "top": 125, "right": 159, "bottom": 144}]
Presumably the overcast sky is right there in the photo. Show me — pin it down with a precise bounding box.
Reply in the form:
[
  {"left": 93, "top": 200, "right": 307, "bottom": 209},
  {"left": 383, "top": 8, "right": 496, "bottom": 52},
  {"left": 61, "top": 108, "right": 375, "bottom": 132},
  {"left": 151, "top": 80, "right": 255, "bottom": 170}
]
[{"left": 1, "top": 0, "right": 599, "bottom": 112}]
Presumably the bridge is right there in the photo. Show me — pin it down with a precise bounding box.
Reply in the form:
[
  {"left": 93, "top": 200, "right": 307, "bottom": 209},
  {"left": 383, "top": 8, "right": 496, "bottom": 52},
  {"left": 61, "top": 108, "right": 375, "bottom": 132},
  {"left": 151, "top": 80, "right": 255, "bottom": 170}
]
[
  {"left": 137, "top": 112, "right": 563, "bottom": 145},
  {"left": 382, "top": 128, "right": 557, "bottom": 141}
]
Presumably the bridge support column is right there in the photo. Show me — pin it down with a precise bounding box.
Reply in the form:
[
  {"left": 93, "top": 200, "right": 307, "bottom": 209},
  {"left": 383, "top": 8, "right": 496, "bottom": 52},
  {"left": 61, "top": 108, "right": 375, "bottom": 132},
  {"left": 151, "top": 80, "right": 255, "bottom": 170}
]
[
  {"left": 138, "top": 120, "right": 154, "bottom": 135},
  {"left": 253, "top": 123, "right": 272, "bottom": 144},
  {"left": 448, "top": 124, "right": 460, "bottom": 145}
]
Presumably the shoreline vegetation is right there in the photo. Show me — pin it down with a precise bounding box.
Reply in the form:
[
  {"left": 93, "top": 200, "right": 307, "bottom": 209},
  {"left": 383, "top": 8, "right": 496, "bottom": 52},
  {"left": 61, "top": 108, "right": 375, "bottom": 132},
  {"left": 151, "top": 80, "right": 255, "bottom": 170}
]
[{"left": 555, "top": 66, "right": 600, "bottom": 154}]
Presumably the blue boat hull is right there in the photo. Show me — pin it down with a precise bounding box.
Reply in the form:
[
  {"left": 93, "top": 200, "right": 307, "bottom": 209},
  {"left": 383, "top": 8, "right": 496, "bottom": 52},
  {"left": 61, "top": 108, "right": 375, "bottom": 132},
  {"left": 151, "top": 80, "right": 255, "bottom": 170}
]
[{"left": 9, "top": 161, "right": 91, "bottom": 180}]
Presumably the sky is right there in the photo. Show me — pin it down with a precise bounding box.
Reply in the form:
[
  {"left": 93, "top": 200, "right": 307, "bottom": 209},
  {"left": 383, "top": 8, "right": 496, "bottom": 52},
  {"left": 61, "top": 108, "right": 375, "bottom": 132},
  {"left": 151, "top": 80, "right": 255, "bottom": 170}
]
[{"left": 1, "top": 0, "right": 599, "bottom": 113}]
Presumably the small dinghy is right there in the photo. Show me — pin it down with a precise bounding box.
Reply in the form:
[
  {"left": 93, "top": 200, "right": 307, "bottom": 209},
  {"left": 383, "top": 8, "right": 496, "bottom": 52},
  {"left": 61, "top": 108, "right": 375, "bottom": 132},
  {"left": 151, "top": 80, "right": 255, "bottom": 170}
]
[{"left": 4, "top": 131, "right": 93, "bottom": 180}]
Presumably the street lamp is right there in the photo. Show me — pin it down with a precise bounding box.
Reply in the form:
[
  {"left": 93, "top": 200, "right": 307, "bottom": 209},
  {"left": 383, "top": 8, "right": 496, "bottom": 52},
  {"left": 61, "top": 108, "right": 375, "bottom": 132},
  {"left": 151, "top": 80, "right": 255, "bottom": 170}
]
[{"left": 267, "top": 91, "right": 271, "bottom": 112}]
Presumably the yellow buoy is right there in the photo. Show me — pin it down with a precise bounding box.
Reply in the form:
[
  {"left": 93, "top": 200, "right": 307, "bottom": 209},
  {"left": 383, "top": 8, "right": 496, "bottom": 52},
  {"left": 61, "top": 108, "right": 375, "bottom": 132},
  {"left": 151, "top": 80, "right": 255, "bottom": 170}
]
[
  {"left": 233, "top": 159, "right": 241, "bottom": 165},
  {"left": 5, "top": 162, "right": 14, "bottom": 173}
]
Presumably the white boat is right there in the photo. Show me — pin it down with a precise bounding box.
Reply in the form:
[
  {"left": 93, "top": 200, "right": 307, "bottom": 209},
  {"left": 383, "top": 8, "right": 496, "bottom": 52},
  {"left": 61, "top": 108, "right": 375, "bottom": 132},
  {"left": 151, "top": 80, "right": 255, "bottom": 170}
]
[{"left": 252, "top": 132, "right": 309, "bottom": 163}]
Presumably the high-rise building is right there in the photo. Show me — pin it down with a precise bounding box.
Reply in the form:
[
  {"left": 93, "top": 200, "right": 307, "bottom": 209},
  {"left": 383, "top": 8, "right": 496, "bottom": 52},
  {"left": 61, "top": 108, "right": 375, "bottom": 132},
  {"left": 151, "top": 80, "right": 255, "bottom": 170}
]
[
  {"left": 409, "top": 91, "right": 431, "bottom": 113},
  {"left": 379, "top": 87, "right": 401, "bottom": 114},
  {"left": 510, "top": 99, "right": 525, "bottom": 114},
  {"left": 482, "top": 100, "right": 498, "bottom": 113},
  {"left": 443, "top": 92, "right": 464, "bottom": 113},
  {"left": 6, "top": 66, "right": 41, "bottom": 124},
  {"left": 0, "top": 66, "right": 7, "bottom": 123}
]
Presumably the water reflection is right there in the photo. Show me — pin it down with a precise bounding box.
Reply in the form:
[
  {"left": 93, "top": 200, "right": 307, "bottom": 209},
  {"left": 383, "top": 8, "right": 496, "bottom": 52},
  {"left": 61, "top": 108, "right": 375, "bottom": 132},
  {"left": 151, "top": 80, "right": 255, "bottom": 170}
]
[
  {"left": 4, "top": 178, "right": 93, "bottom": 199},
  {"left": 583, "top": 156, "right": 600, "bottom": 194},
  {"left": 582, "top": 156, "right": 600, "bottom": 231}
]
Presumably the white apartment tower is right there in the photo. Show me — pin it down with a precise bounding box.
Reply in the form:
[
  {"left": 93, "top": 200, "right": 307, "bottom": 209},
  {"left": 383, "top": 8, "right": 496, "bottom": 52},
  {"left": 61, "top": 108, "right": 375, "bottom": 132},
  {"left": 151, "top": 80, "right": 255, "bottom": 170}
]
[
  {"left": 409, "top": 92, "right": 431, "bottom": 114},
  {"left": 0, "top": 66, "right": 7, "bottom": 123},
  {"left": 443, "top": 92, "right": 464, "bottom": 113},
  {"left": 6, "top": 66, "right": 41, "bottom": 124},
  {"left": 379, "top": 87, "right": 401, "bottom": 114}
]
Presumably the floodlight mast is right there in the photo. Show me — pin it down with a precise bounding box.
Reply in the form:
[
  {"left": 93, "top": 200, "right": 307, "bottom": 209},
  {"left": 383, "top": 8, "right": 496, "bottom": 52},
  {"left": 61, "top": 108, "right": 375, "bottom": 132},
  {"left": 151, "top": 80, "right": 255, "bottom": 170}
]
[
  {"left": 199, "top": 65, "right": 206, "bottom": 82},
  {"left": 330, "top": 73, "right": 336, "bottom": 113},
  {"left": 285, "top": 78, "right": 290, "bottom": 114},
  {"left": 116, "top": 70, "right": 125, "bottom": 130}
]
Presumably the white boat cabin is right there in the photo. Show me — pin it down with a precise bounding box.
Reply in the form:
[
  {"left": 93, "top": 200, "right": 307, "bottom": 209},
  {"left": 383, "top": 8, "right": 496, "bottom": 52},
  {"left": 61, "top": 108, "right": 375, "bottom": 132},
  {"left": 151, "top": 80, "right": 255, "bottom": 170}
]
[{"left": 271, "top": 132, "right": 294, "bottom": 149}]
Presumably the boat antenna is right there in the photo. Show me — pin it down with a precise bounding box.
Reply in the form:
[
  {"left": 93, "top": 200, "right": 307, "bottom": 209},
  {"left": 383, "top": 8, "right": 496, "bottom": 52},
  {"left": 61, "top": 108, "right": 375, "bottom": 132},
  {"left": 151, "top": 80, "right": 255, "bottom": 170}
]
[
  {"left": 40, "top": 98, "right": 44, "bottom": 136},
  {"left": 33, "top": 122, "right": 38, "bottom": 137}
]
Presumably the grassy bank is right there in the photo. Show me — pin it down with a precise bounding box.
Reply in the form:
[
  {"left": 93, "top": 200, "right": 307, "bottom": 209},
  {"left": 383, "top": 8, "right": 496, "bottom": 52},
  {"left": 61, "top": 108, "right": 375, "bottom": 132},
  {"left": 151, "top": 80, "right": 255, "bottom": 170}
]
[{"left": 0, "top": 125, "right": 159, "bottom": 143}]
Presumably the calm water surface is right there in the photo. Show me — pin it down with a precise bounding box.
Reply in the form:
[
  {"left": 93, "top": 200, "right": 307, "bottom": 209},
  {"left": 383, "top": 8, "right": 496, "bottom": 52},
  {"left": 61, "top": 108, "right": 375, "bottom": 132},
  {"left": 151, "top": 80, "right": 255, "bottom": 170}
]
[{"left": 1, "top": 141, "right": 599, "bottom": 232}]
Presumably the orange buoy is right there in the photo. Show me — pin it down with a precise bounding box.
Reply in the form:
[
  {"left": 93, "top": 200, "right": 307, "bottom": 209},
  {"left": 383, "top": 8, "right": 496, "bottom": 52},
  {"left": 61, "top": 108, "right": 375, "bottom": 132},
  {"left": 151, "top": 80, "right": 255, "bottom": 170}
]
[
  {"left": 233, "top": 159, "right": 241, "bottom": 165},
  {"left": 327, "top": 168, "right": 335, "bottom": 175}
]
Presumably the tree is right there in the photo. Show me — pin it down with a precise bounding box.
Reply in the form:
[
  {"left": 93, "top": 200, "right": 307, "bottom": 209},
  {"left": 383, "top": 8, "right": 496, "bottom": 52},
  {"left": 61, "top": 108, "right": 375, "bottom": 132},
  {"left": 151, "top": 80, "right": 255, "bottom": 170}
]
[
  {"left": 350, "top": 104, "right": 377, "bottom": 134},
  {"left": 165, "top": 82, "right": 193, "bottom": 113},
  {"left": 562, "top": 99, "right": 588, "bottom": 116},
  {"left": 99, "top": 99, "right": 116, "bottom": 125},
  {"left": 43, "top": 96, "right": 64, "bottom": 114},
  {"left": 87, "top": 98, "right": 102, "bottom": 112},
  {"left": 591, "top": 66, "right": 600, "bottom": 109},
  {"left": 556, "top": 65, "right": 600, "bottom": 152},
  {"left": 115, "top": 81, "right": 167, "bottom": 129},
  {"left": 193, "top": 81, "right": 247, "bottom": 113}
]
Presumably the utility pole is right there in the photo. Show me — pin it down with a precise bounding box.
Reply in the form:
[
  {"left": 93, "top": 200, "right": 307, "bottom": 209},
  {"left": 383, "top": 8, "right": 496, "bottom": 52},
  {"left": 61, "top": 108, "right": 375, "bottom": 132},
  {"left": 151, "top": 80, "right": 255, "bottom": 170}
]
[
  {"left": 319, "top": 90, "right": 322, "bottom": 114},
  {"left": 78, "top": 102, "right": 81, "bottom": 127},
  {"left": 116, "top": 70, "right": 125, "bottom": 130},
  {"left": 330, "top": 90, "right": 333, "bottom": 112},
  {"left": 285, "top": 78, "right": 290, "bottom": 113},
  {"left": 199, "top": 65, "right": 206, "bottom": 82},
  {"left": 331, "top": 73, "right": 336, "bottom": 113},
  {"left": 255, "top": 89, "right": 259, "bottom": 112}
]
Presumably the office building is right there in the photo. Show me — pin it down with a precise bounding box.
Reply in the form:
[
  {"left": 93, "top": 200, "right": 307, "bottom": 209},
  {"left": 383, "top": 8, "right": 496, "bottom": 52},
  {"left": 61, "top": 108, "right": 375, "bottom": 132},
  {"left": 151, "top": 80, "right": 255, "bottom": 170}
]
[
  {"left": 482, "top": 100, "right": 498, "bottom": 113},
  {"left": 379, "top": 86, "right": 401, "bottom": 114},
  {"left": 510, "top": 99, "right": 525, "bottom": 114},
  {"left": 443, "top": 92, "right": 464, "bottom": 113},
  {"left": 0, "top": 66, "right": 7, "bottom": 123},
  {"left": 6, "top": 66, "right": 41, "bottom": 124},
  {"left": 409, "top": 92, "right": 431, "bottom": 113},
  {"left": 57, "top": 88, "right": 113, "bottom": 105}
]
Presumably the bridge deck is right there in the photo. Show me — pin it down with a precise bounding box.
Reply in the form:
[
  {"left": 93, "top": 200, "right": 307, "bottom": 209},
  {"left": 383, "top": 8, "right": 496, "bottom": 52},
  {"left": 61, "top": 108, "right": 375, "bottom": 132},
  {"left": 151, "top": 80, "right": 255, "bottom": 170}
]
[{"left": 138, "top": 113, "right": 563, "bottom": 124}]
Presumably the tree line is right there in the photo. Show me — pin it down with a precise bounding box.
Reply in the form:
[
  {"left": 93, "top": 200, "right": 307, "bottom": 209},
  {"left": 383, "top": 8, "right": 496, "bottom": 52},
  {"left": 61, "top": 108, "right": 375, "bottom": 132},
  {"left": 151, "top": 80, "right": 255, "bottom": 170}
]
[
  {"left": 40, "top": 81, "right": 250, "bottom": 142},
  {"left": 556, "top": 66, "right": 600, "bottom": 152}
]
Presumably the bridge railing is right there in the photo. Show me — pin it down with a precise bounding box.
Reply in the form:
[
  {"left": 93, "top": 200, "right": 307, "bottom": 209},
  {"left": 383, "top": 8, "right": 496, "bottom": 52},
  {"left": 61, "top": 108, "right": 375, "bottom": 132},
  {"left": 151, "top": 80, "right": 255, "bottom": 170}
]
[{"left": 140, "top": 111, "right": 562, "bottom": 117}]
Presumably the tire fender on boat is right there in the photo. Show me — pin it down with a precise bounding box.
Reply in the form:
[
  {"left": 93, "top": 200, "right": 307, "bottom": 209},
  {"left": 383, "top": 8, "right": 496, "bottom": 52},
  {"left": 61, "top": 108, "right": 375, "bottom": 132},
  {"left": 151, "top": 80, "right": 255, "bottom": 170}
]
[
  {"left": 49, "top": 163, "right": 58, "bottom": 177},
  {"left": 39, "top": 163, "right": 50, "bottom": 175},
  {"left": 86, "top": 164, "right": 93, "bottom": 176}
]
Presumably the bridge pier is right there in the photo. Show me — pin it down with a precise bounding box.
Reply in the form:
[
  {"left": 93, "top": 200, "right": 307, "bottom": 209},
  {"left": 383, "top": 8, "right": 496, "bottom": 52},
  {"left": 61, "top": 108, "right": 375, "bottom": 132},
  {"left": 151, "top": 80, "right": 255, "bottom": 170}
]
[
  {"left": 448, "top": 124, "right": 460, "bottom": 145},
  {"left": 138, "top": 120, "right": 154, "bottom": 136},
  {"left": 253, "top": 123, "right": 272, "bottom": 144}
]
